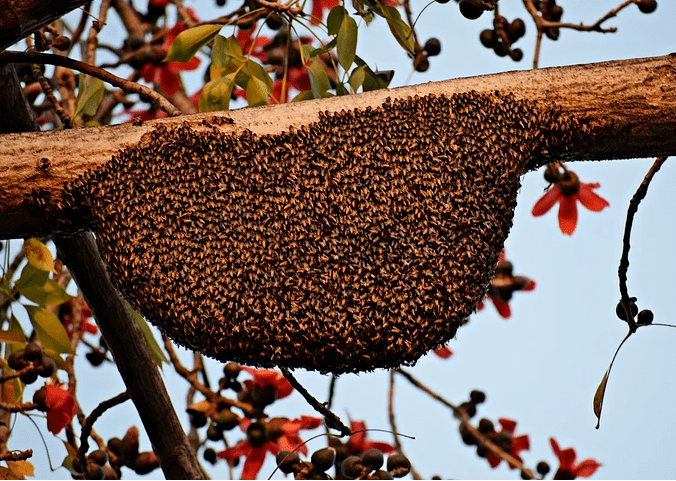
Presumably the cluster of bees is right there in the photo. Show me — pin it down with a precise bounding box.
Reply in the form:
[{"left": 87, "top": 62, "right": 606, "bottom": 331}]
[{"left": 62, "top": 91, "right": 583, "bottom": 373}]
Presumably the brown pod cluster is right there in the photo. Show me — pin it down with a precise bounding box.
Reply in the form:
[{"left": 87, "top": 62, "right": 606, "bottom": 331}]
[{"left": 62, "top": 92, "right": 582, "bottom": 373}]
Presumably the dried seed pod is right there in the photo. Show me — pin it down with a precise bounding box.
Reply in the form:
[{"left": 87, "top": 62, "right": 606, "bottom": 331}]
[{"left": 62, "top": 92, "right": 583, "bottom": 373}]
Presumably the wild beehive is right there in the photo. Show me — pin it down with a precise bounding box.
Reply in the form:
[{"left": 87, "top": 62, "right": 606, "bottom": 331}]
[{"left": 62, "top": 91, "right": 583, "bottom": 373}]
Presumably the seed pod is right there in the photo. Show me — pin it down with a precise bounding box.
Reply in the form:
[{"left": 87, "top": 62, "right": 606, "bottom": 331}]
[
  {"left": 311, "top": 447, "right": 336, "bottom": 472},
  {"left": 386, "top": 454, "right": 411, "bottom": 478},
  {"left": 276, "top": 451, "right": 301, "bottom": 474},
  {"left": 361, "top": 448, "right": 384, "bottom": 471}
]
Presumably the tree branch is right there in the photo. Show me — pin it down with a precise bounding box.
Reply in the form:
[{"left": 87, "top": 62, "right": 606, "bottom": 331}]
[
  {"left": 54, "top": 232, "right": 205, "bottom": 480},
  {"left": 0, "top": 54, "right": 676, "bottom": 239}
]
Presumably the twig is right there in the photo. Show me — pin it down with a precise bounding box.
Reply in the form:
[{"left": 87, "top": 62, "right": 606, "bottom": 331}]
[
  {"left": 618, "top": 156, "right": 668, "bottom": 330},
  {"left": 0, "top": 401, "right": 38, "bottom": 412},
  {"left": 0, "top": 51, "right": 181, "bottom": 117},
  {"left": 0, "top": 449, "right": 33, "bottom": 461},
  {"left": 31, "top": 62, "right": 72, "bottom": 128},
  {"left": 66, "top": 3, "right": 93, "bottom": 56},
  {"left": 78, "top": 391, "right": 129, "bottom": 462},
  {"left": 388, "top": 370, "right": 422, "bottom": 480},
  {"left": 163, "top": 336, "right": 255, "bottom": 417},
  {"left": 85, "top": 0, "right": 111, "bottom": 66},
  {"left": 395, "top": 368, "right": 535, "bottom": 479},
  {"left": 280, "top": 368, "right": 350, "bottom": 437}
]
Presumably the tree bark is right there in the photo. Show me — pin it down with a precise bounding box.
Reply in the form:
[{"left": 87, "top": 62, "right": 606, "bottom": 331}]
[
  {"left": 0, "top": 0, "right": 90, "bottom": 52},
  {"left": 0, "top": 55, "right": 205, "bottom": 481},
  {"left": 1, "top": 53, "right": 675, "bottom": 239},
  {"left": 55, "top": 233, "right": 206, "bottom": 480}
]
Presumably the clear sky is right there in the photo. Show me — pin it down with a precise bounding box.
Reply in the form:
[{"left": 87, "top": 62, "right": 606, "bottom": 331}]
[{"left": 4, "top": 1, "right": 676, "bottom": 479}]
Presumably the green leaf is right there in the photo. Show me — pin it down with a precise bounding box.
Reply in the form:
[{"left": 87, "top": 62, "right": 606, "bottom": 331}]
[
  {"left": 349, "top": 65, "right": 366, "bottom": 92},
  {"left": 19, "top": 278, "right": 74, "bottom": 307},
  {"left": 73, "top": 74, "right": 105, "bottom": 118},
  {"left": 593, "top": 369, "right": 610, "bottom": 429},
  {"left": 336, "top": 82, "right": 349, "bottom": 96},
  {"left": 24, "top": 305, "right": 72, "bottom": 354},
  {"left": 164, "top": 24, "right": 222, "bottom": 63},
  {"left": 15, "top": 263, "right": 49, "bottom": 293},
  {"left": 292, "top": 90, "right": 316, "bottom": 102},
  {"left": 327, "top": 6, "right": 347, "bottom": 36},
  {"left": 130, "top": 308, "right": 168, "bottom": 367},
  {"left": 308, "top": 61, "right": 331, "bottom": 99},
  {"left": 200, "top": 75, "right": 236, "bottom": 112},
  {"left": 337, "top": 14, "right": 358, "bottom": 72},
  {"left": 310, "top": 38, "right": 337, "bottom": 59},
  {"left": 246, "top": 76, "right": 271, "bottom": 107},
  {"left": 210, "top": 35, "right": 245, "bottom": 80},
  {"left": 381, "top": 6, "right": 415, "bottom": 54},
  {"left": 23, "top": 238, "right": 54, "bottom": 272}
]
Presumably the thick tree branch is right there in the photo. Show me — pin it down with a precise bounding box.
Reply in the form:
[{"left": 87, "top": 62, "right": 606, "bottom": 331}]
[
  {"left": 55, "top": 232, "right": 205, "bottom": 480},
  {"left": 0, "top": 56, "right": 204, "bottom": 480},
  {"left": 1, "top": 54, "right": 676, "bottom": 239},
  {"left": 0, "top": 0, "right": 90, "bottom": 52}
]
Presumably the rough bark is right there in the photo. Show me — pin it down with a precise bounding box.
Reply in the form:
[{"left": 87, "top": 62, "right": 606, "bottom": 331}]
[
  {"left": 1, "top": 54, "right": 676, "bottom": 239},
  {"left": 0, "top": 53, "right": 205, "bottom": 480},
  {"left": 0, "top": 0, "right": 90, "bottom": 52},
  {"left": 55, "top": 233, "right": 206, "bottom": 480}
]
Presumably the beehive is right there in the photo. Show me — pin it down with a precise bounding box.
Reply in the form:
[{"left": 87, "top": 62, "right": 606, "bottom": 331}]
[{"left": 62, "top": 92, "right": 583, "bottom": 373}]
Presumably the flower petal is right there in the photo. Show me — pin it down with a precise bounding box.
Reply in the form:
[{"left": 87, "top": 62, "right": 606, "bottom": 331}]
[
  {"left": 239, "top": 445, "right": 269, "bottom": 480},
  {"left": 433, "top": 346, "right": 453, "bottom": 359},
  {"left": 574, "top": 459, "right": 602, "bottom": 478},
  {"left": 44, "top": 386, "right": 77, "bottom": 435},
  {"left": 491, "top": 297, "right": 511, "bottom": 319},
  {"left": 219, "top": 440, "right": 251, "bottom": 460},
  {"left": 577, "top": 184, "right": 610, "bottom": 212},
  {"left": 363, "top": 441, "right": 395, "bottom": 454},
  {"left": 486, "top": 455, "right": 501, "bottom": 468},
  {"left": 498, "top": 418, "right": 517, "bottom": 434},
  {"left": 532, "top": 186, "right": 562, "bottom": 217},
  {"left": 557, "top": 195, "right": 578, "bottom": 235},
  {"left": 158, "top": 67, "right": 179, "bottom": 97},
  {"left": 512, "top": 434, "right": 530, "bottom": 454}
]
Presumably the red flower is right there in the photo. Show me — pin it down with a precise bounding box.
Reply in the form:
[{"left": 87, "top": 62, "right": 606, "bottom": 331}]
[
  {"left": 140, "top": 21, "right": 201, "bottom": 96},
  {"left": 477, "top": 251, "right": 535, "bottom": 319},
  {"left": 45, "top": 385, "right": 77, "bottom": 435},
  {"left": 550, "top": 438, "right": 601, "bottom": 479},
  {"left": 346, "top": 418, "right": 395, "bottom": 455},
  {"left": 532, "top": 167, "right": 609, "bottom": 236},
  {"left": 310, "top": 0, "right": 340, "bottom": 25},
  {"left": 433, "top": 346, "right": 453, "bottom": 359},
  {"left": 219, "top": 416, "right": 321, "bottom": 479},
  {"left": 61, "top": 300, "right": 98, "bottom": 338},
  {"left": 486, "top": 418, "right": 530, "bottom": 469},
  {"left": 236, "top": 27, "right": 271, "bottom": 63},
  {"left": 240, "top": 366, "right": 293, "bottom": 401},
  {"left": 275, "top": 415, "right": 323, "bottom": 454}
]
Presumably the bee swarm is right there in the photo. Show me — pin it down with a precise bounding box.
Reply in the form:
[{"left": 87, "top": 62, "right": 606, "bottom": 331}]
[{"left": 62, "top": 92, "right": 583, "bottom": 373}]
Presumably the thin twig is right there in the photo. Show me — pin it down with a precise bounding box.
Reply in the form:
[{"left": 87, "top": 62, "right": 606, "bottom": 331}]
[
  {"left": 396, "top": 368, "right": 535, "bottom": 479},
  {"left": 618, "top": 156, "right": 668, "bottom": 331},
  {"left": 0, "top": 449, "right": 33, "bottom": 461},
  {"left": 163, "top": 336, "right": 254, "bottom": 417},
  {"left": 280, "top": 368, "right": 350, "bottom": 436},
  {"left": 387, "top": 370, "right": 422, "bottom": 480},
  {"left": 78, "top": 391, "right": 129, "bottom": 461},
  {"left": 0, "top": 51, "right": 181, "bottom": 117},
  {"left": 31, "top": 62, "right": 72, "bottom": 128}
]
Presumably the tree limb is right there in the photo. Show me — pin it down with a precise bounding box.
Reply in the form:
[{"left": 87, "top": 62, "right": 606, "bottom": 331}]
[{"left": 1, "top": 54, "right": 676, "bottom": 239}]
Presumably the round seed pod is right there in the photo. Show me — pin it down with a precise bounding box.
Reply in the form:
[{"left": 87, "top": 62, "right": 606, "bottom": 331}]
[
  {"left": 361, "top": 448, "right": 384, "bottom": 471},
  {"left": 62, "top": 93, "right": 584, "bottom": 374},
  {"left": 311, "top": 447, "right": 336, "bottom": 472}
]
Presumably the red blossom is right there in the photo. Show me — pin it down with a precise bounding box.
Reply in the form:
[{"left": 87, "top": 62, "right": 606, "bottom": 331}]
[
  {"left": 219, "top": 416, "right": 321, "bottom": 479},
  {"left": 477, "top": 251, "right": 535, "bottom": 319},
  {"left": 347, "top": 418, "right": 395, "bottom": 455},
  {"left": 433, "top": 346, "right": 453, "bottom": 359},
  {"left": 140, "top": 21, "right": 201, "bottom": 96},
  {"left": 61, "top": 300, "right": 98, "bottom": 338},
  {"left": 532, "top": 167, "right": 609, "bottom": 236},
  {"left": 237, "top": 27, "right": 271, "bottom": 63},
  {"left": 550, "top": 438, "right": 601, "bottom": 479},
  {"left": 45, "top": 385, "right": 77, "bottom": 435},
  {"left": 240, "top": 366, "right": 293, "bottom": 400},
  {"left": 487, "top": 418, "right": 530, "bottom": 469}
]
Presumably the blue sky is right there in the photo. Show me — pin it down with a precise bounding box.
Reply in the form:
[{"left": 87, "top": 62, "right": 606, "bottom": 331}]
[{"left": 4, "top": 1, "right": 676, "bottom": 479}]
